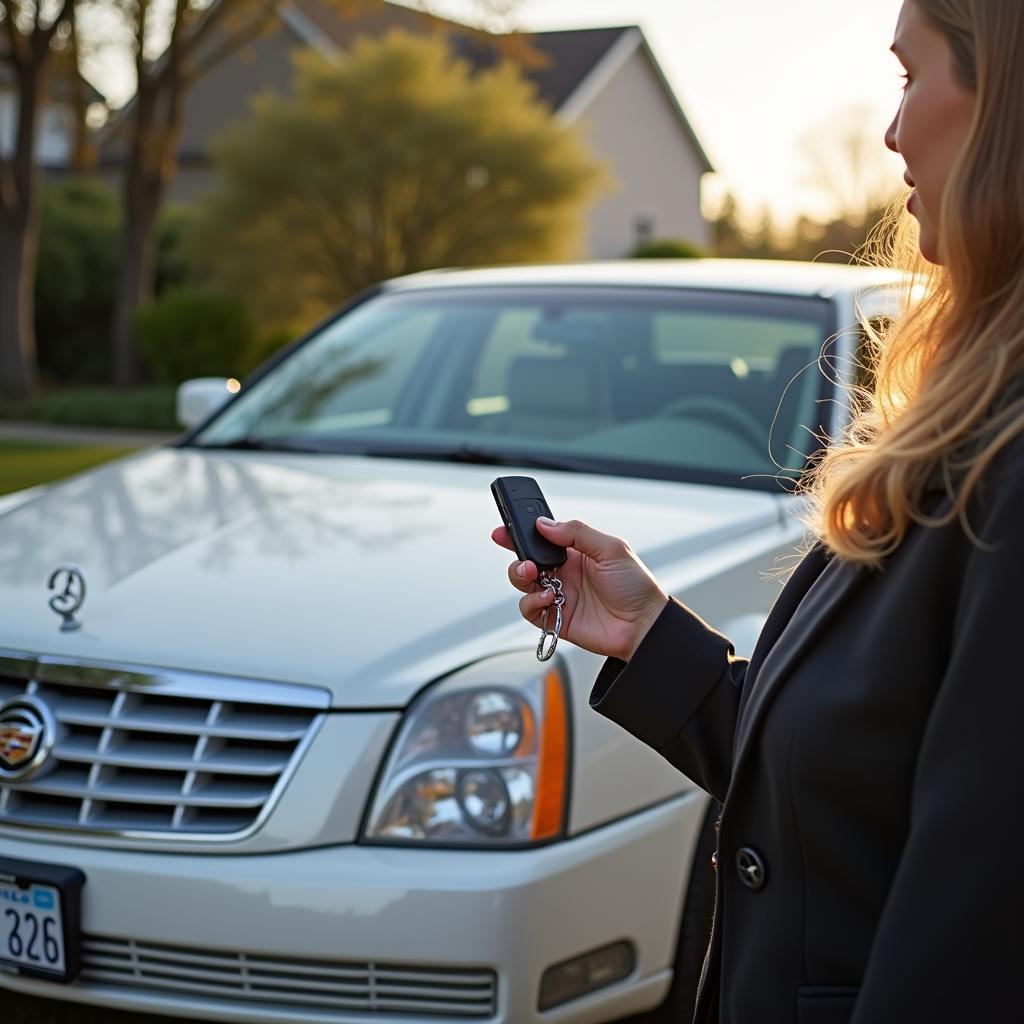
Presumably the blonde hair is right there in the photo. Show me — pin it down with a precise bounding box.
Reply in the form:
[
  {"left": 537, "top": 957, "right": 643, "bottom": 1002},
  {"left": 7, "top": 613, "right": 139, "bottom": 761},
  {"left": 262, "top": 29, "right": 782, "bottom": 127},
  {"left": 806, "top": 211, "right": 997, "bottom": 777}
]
[{"left": 794, "top": 0, "right": 1024, "bottom": 571}]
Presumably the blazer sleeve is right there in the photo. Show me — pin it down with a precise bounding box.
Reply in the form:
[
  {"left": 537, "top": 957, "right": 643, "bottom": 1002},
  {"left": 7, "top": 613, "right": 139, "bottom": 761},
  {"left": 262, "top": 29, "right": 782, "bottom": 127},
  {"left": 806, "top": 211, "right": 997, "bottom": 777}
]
[
  {"left": 850, "top": 450, "right": 1024, "bottom": 1022},
  {"left": 588, "top": 596, "right": 747, "bottom": 802}
]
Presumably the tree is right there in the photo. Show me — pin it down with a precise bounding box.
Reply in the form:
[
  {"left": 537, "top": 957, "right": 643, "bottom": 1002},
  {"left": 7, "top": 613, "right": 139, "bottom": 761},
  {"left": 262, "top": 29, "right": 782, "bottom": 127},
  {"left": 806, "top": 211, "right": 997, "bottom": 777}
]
[
  {"left": 103, "top": 0, "right": 283, "bottom": 386},
  {"left": 711, "top": 192, "right": 785, "bottom": 261},
  {"left": 0, "top": 0, "right": 74, "bottom": 399},
  {"left": 188, "top": 30, "right": 605, "bottom": 328},
  {"left": 100, "top": 0, "right": 526, "bottom": 386},
  {"left": 797, "top": 103, "right": 900, "bottom": 228}
]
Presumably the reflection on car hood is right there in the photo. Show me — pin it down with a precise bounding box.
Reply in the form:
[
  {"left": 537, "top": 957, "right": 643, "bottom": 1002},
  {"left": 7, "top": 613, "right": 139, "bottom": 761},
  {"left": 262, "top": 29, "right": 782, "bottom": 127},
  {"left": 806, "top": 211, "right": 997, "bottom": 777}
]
[{"left": 0, "top": 448, "right": 779, "bottom": 706}]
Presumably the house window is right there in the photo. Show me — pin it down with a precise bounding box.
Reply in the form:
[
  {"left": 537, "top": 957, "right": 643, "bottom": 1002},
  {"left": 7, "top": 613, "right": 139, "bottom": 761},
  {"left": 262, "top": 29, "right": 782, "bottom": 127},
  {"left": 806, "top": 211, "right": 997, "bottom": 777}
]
[{"left": 633, "top": 215, "right": 654, "bottom": 248}]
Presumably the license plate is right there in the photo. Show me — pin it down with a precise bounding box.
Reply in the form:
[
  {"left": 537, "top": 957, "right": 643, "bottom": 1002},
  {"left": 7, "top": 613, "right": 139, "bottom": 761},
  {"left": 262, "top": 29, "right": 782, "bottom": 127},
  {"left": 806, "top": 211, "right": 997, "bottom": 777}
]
[{"left": 0, "top": 858, "right": 84, "bottom": 983}]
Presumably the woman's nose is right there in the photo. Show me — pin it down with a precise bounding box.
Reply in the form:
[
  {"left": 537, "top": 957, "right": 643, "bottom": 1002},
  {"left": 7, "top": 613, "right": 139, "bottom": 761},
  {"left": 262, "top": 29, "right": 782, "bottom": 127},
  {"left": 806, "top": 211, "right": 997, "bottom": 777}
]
[{"left": 884, "top": 108, "right": 900, "bottom": 154}]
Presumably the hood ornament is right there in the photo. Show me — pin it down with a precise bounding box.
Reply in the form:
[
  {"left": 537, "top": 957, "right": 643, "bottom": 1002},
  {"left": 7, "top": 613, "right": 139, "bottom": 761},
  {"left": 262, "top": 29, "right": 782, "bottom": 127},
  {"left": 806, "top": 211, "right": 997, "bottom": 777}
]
[{"left": 48, "top": 565, "right": 86, "bottom": 632}]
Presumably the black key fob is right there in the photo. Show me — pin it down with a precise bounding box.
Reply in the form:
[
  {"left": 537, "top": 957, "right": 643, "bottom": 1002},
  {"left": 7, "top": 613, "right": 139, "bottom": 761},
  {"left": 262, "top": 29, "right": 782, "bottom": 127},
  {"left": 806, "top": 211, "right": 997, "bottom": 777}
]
[{"left": 491, "top": 476, "right": 567, "bottom": 572}]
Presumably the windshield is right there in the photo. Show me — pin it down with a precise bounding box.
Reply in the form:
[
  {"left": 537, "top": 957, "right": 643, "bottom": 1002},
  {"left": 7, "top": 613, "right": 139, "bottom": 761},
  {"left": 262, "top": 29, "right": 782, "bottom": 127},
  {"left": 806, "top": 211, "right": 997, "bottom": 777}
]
[{"left": 189, "top": 285, "right": 835, "bottom": 491}]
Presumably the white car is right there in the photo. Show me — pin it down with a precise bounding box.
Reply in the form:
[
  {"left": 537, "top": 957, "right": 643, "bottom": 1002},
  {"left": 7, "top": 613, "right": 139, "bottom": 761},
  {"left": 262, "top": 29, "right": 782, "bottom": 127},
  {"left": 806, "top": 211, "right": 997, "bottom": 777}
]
[{"left": 0, "top": 260, "right": 900, "bottom": 1024}]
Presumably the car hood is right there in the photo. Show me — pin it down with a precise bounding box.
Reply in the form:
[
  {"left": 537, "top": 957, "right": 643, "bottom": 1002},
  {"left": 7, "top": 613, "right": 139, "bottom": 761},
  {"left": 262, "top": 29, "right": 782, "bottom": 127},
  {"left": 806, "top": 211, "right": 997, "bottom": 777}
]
[{"left": 0, "top": 447, "right": 779, "bottom": 707}]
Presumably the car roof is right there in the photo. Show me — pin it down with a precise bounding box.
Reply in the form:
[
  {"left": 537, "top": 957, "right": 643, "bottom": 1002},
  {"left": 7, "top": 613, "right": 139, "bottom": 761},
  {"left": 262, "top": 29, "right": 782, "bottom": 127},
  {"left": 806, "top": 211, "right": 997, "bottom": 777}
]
[{"left": 383, "top": 258, "right": 906, "bottom": 300}]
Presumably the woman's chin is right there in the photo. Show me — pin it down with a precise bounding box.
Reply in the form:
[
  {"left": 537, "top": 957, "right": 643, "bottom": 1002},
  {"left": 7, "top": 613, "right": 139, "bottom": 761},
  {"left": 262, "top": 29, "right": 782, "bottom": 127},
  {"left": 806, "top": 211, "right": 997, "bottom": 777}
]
[
  {"left": 918, "top": 235, "right": 942, "bottom": 265},
  {"left": 914, "top": 219, "right": 942, "bottom": 265}
]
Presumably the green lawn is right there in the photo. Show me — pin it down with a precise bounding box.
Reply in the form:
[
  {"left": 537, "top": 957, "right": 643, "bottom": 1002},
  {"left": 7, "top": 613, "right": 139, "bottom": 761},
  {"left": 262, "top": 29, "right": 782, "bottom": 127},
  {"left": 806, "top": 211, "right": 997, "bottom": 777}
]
[{"left": 0, "top": 440, "right": 138, "bottom": 496}]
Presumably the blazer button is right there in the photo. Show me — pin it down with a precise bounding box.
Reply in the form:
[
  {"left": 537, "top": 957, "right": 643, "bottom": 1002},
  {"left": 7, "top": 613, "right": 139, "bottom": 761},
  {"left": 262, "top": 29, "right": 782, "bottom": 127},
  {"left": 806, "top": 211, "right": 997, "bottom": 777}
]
[{"left": 735, "top": 846, "right": 767, "bottom": 891}]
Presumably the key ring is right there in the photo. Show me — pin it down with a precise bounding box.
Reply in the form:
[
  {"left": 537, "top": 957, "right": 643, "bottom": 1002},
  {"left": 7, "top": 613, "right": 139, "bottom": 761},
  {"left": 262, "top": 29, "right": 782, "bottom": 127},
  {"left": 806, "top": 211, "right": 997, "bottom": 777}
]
[{"left": 536, "top": 572, "right": 564, "bottom": 662}]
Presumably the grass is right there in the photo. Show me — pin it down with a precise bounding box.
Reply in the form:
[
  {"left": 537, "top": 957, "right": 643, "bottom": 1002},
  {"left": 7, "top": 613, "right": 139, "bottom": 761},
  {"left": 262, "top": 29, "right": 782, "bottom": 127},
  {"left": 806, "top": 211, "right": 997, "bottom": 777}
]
[{"left": 0, "top": 441, "right": 138, "bottom": 497}]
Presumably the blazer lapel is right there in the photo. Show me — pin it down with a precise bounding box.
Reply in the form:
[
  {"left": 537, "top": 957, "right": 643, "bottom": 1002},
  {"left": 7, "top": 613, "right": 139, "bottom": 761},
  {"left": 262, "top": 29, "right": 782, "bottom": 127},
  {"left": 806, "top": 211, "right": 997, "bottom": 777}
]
[
  {"left": 728, "top": 544, "right": 867, "bottom": 792},
  {"left": 742, "top": 543, "right": 831, "bottom": 684}
]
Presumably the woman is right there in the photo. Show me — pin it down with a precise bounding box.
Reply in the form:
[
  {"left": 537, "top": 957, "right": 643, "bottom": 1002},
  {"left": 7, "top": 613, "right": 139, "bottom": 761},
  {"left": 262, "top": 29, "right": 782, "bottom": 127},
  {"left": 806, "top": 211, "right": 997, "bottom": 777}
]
[{"left": 493, "top": 3, "right": 1024, "bottom": 1022}]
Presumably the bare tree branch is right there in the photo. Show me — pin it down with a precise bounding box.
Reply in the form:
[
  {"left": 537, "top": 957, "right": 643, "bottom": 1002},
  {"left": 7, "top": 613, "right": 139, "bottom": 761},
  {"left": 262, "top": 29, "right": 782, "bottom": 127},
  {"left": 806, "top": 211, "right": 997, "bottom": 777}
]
[{"left": 1, "top": 0, "right": 27, "bottom": 63}]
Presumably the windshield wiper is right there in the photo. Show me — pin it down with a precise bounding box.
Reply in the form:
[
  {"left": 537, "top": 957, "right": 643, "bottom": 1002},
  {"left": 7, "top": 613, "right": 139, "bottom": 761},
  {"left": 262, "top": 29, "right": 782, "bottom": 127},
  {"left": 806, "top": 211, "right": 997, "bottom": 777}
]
[
  {"left": 189, "top": 437, "right": 604, "bottom": 472},
  {"left": 188, "top": 436, "right": 332, "bottom": 453},
  {"left": 366, "top": 444, "right": 604, "bottom": 473}
]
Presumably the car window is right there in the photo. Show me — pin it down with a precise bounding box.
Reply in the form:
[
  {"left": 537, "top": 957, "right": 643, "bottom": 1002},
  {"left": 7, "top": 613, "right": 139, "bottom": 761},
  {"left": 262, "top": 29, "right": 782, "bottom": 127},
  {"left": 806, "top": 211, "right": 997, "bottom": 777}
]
[
  {"left": 653, "top": 311, "right": 821, "bottom": 368},
  {"left": 194, "top": 286, "right": 836, "bottom": 492},
  {"left": 224, "top": 308, "right": 442, "bottom": 437}
]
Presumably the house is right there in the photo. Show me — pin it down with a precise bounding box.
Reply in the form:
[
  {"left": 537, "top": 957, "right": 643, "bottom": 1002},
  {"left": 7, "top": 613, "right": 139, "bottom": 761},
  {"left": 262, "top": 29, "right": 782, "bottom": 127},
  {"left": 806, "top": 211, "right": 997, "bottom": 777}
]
[{"left": 101, "top": 0, "right": 713, "bottom": 258}]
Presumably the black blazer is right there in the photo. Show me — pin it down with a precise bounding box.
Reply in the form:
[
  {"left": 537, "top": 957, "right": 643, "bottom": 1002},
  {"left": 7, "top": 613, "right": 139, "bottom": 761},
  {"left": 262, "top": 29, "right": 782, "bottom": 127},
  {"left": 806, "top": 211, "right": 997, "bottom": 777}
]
[{"left": 590, "top": 435, "right": 1024, "bottom": 1024}]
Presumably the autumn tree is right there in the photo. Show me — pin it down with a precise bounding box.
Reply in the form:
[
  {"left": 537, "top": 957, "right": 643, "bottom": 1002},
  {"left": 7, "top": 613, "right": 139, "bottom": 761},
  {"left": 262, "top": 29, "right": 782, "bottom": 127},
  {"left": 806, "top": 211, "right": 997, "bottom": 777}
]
[
  {"left": 100, "top": 0, "right": 524, "bottom": 386},
  {"left": 0, "top": 0, "right": 73, "bottom": 398},
  {"left": 188, "top": 30, "right": 605, "bottom": 328}
]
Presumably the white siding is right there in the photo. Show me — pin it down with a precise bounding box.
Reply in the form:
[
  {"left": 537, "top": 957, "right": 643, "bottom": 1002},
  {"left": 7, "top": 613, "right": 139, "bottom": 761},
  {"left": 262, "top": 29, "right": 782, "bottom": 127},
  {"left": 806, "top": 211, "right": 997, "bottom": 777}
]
[
  {"left": 0, "top": 89, "right": 14, "bottom": 156},
  {"left": 569, "top": 48, "right": 709, "bottom": 259}
]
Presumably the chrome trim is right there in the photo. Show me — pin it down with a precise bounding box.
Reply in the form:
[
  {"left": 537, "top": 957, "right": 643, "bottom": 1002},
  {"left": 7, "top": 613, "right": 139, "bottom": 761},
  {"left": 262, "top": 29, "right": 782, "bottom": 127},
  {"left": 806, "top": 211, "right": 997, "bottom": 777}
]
[
  {"left": 32, "top": 654, "right": 331, "bottom": 709},
  {"left": 50, "top": 710, "right": 309, "bottom": 742},
  {"left": 49, "top": 742, "right": 290, "bottom": 775},
  {"left": 0, "top": 653, "right": 329, "bottom": 845},
  {"left": 0, "top": 718, "right": 324, "bottom": 845}
]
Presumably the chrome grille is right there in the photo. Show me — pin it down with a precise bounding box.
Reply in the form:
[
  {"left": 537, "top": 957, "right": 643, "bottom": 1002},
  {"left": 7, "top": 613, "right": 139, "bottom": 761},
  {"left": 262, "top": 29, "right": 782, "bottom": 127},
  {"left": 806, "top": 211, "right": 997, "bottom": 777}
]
[
  {"left": 0, "top": 654, "right": 326, "bottom": 840},
  {"left": 80, "top": 935, "right": 498, "bottom": 1019}
]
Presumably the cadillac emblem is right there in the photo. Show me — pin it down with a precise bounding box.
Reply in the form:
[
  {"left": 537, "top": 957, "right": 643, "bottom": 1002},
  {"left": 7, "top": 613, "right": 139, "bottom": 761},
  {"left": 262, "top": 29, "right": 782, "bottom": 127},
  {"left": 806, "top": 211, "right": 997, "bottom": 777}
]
[
  {"left": 0, "top": 696, "right": 56, "bottom": 781},
  {"left": 48, "top": 565, "right": 86, "bottom": 632}
]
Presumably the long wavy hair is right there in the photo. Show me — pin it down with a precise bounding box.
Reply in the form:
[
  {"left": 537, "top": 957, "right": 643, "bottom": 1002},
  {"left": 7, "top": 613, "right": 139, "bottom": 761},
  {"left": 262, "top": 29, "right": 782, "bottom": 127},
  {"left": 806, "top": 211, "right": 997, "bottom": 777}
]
[{"left": 793, "top": 0, "right": 1024, "bottom": 571}]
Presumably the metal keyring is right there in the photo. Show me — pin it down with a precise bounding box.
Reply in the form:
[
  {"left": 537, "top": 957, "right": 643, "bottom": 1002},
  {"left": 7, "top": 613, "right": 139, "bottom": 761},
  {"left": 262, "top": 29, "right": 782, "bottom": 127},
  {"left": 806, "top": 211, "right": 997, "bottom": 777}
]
[
  {"left": 536, "top": 572, "right": 565, "bottom": 662},
  {"left": 537, "top": 601, "right": 562, "bottom": 661}
]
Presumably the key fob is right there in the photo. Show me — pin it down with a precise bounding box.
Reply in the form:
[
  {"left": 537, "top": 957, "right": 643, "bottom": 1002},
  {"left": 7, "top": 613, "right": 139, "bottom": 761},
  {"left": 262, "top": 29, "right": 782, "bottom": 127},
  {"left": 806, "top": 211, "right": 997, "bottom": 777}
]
[{"left": 491, "top": 476, "right": 567, "bottom": 572}]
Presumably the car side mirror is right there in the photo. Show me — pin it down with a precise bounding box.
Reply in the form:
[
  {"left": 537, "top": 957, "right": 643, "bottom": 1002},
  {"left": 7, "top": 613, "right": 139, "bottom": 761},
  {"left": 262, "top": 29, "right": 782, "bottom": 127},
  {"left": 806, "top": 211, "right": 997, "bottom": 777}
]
[{"left": 176, "top": 377, "right": 241, "bottom": 429}]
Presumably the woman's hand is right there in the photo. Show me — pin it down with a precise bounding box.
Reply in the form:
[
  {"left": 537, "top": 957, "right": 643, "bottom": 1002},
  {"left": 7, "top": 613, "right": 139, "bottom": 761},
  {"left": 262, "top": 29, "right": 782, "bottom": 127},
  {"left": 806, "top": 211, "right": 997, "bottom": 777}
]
[{"left": 492, "top": 516, "right": 669, "bottom": 663}]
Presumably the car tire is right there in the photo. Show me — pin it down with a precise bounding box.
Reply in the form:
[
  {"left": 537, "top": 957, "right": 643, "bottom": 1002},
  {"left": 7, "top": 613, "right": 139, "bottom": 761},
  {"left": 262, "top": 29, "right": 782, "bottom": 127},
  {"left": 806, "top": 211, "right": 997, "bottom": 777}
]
[{"left": 615, "top": 800, "right": 718, "bottom": 1024}]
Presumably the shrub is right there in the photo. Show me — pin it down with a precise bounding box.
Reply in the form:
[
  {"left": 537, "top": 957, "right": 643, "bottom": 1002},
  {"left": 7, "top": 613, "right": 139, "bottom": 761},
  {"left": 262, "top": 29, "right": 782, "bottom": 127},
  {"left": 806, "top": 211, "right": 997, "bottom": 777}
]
[
  {"left": 0, "top": 386, "right": 180, "bottom": 430},
  {"left": 135, "top": 288, "right": 256, "bottom": 385},
  {"left": 156, "top": 204, "right": 198, "bottom": 295},
  {"left": 630, "top": 238, "right": 705, "bottom": 259},
  {"left": 34, "top": 181, "right": 213, "bottom": 386},
  {"left": 34, "top": 178, "right": 121, "bottom": 384}
]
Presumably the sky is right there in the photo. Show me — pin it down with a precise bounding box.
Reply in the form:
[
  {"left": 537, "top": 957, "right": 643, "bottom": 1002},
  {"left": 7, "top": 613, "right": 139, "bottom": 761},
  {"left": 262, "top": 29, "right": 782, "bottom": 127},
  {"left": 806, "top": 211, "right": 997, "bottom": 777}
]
[{"left": 430, "top": 0, "right": 909, "bottom": 226}]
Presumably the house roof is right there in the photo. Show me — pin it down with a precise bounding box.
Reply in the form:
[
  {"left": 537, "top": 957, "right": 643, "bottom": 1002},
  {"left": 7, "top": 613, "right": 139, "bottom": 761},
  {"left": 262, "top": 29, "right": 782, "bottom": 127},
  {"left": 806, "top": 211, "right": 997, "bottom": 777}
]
[{"left": 447, "top": 24, "right": 633, "bottom": 111}]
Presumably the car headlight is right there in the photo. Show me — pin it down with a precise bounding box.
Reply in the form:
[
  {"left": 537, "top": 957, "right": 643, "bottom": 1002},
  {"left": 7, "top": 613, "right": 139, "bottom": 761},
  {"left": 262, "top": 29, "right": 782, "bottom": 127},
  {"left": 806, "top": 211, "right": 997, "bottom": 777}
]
[{"left": 362, "top": 652, "right": 571, "bottom": 846}]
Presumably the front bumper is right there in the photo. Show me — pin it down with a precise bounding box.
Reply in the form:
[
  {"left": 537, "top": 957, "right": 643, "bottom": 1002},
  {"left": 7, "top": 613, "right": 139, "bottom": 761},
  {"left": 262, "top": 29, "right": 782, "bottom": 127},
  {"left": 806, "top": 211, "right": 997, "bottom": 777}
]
[{"left": 0, "top": 792, "right": 705, "bottom": 1024}]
